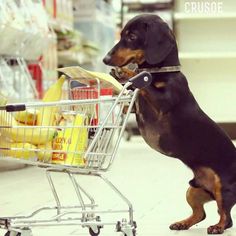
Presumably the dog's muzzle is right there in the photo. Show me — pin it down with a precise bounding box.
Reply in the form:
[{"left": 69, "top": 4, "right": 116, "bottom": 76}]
[{"left": 103, "top": 55, "right": 112, "bottom": 65}]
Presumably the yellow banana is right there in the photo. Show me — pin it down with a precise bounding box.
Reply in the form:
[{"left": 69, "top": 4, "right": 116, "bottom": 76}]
[
  {"left": 37, "top": 75, "right": 66, "bottom": 126},
  {"left": 0, "top": 139, "right": 37, "bottom": 159},
  {"left": 14, "top": 109, "right": 38, "bottom": 125},
  {"left": 0, "top": 111, "right": 57, "bottom": 145},
  {"left": 37, "top": 142, "right": 52, "bottom": 162}
]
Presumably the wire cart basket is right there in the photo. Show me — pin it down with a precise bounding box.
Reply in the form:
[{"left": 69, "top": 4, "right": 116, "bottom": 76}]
[{"left": 0, "top": 72, "right": 152, "bottom": 236}]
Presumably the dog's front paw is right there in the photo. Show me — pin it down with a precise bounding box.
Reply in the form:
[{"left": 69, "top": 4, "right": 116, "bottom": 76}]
[
  {"left": 207, "top": 225, "right": 224, "bottom": 234},
  {"left": 169, "top": 222, "right": 190, "bottom": 230}
]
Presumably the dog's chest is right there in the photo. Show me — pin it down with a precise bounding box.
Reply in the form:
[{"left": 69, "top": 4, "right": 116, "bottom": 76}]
[{"left": 135, "top": 94, "right": 174, "bottom": 156}]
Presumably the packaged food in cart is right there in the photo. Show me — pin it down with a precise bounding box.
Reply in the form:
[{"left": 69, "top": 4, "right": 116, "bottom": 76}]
[
  {"left": 70, "top": 80, "right": 114, "bottom": 125},
  {"left": 52, "top": 112, "right": 88, "bottom": 166}
]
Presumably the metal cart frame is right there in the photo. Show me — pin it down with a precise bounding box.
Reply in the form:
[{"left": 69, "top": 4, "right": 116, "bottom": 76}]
[{"left": 0, "top": 72, "right": 152, "bottom": 236}]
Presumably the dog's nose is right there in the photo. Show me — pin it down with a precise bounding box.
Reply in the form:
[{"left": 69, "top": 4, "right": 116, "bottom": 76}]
[{"left": 103, "top": 54, "right": 112, "bottom": 65}]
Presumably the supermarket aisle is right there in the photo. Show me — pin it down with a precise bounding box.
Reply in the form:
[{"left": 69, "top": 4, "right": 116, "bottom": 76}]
[{"left": 0, "top": 137, "right": 236, "bottom": 236}]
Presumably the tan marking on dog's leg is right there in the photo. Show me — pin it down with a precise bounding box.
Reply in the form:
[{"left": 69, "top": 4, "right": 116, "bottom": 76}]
[
  {"left": 207, "top": 174, "right": 226, "bottom": 234},
  {"left": 170, "top": 187, "right": 213, "bottom": 230}
]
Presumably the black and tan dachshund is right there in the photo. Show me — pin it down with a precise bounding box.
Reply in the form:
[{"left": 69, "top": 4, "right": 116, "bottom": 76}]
[{"left": 103, "top": 14, "right": 236, "bottom": 234}]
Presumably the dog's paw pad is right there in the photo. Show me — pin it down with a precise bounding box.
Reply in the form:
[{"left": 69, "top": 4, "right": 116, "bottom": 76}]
[
  {"left": 169, "top": 222, "right": 189, "bottom": 230},
  {"left": 207, "top": 225, "right": 224, "bottom": 234}
]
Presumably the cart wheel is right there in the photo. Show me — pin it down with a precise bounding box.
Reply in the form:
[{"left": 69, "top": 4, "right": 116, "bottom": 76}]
[
  {"left": 89, "top": 226, "right": 100, "bottom": 236},
  {"left": 125, "top": 228, "right": 136, "bottom": 236},
  {"left": 4, "top": 232, "right": 10, "bottom": 236},
  {"left": 124, "top": 131, "right": 132, "bottom": 141},
  {"left": 116, "top": 221, "right": 122, "bottom": 232},
  {"left": 4, "top": 231, "right": 21, "bottom": 236},
  {"left": 116, "top": 221, "right": 137, "bottom": 236},
  {"left": 123, "top": 228, "right": 136, "bottom": 236}
]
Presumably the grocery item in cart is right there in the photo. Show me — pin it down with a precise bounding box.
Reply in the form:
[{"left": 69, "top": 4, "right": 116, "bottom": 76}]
[
  {"left": 71, "top": 83, "right": 114, "bottom": 125},
  {"left": 58, "top": 66, "right": 123, "bottom": 94},
  {"left": 0, "top": 139, "right": 36, "bottom": 159},
  {"left": 37, "top": 141, "right": 53, "bottom": 162},
  {"left": 0, "top": 110, "right": 57, "bottom": 145},
  {"left": 14, "top": 109, "right": 38, "bottom": 125},
  {"left": 37, "top": 75, "right": 66, "bottom": 126},
  {"left": 52, "top": 113, "right": 88, "bottom": 166}
]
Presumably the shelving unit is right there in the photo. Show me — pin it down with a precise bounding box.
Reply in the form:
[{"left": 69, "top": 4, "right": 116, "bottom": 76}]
[
  {"left": 0, "top": 1, "right": 52, "bottom": 101},
  {"left": 73, "top": 0, "right": 116, "bottom": 72},
  {"left": 174, "top": 12, "right": 236, "bottom": 20},
  {"left": 174, "top": 0, "right": 236, "bottom": 132},
  {"left": 179, "top": 52, "right": 236, "bottom": 60},
  {"left": 121, "top": 0, "right": 174, "bottom": 28}
]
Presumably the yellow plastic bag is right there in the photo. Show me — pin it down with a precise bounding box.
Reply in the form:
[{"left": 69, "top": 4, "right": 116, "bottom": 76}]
[{"left": 52, "top": 114, "right": 88, "bottom": 166}]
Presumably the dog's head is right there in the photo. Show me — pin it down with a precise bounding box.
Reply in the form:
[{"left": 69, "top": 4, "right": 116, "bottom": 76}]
[{"left": 103, "top": 14, "right": 176, "bottom": 71}]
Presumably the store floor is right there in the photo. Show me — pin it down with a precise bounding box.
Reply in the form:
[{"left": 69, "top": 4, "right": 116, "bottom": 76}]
[{"left": 0, "top": 137, "right": 236, "bottom": 236}]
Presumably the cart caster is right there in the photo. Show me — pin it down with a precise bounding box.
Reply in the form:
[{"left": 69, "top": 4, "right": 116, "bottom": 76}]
[
  {"left": 89, "top": 226, "right": 101, "bottom": 236},
  {"left": 5, "top": 231, "right": 21, "bottom": 236},
  {"left": 88, "top": 216, "right": 103, "bottom": 236},
  {"left": 5, "top": 228, "right": 32, "bottom": 236},
  {"left": 116, "top": 220, "right": 137, "bottom": 236}
]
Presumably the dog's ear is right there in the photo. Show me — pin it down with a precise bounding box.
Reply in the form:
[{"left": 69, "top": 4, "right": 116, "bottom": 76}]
[{"left": 144, "top": 21, "right": 175, "bottom": 65}]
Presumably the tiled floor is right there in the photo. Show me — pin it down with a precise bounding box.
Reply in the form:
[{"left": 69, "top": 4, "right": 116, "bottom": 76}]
[{"left": 0, "top": 137, "right": 236, "bottom": 236}]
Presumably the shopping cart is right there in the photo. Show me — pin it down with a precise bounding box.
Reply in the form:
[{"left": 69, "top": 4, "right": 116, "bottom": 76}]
[{"left": 0, "top": 71, "right": 152, "bottom": 236}]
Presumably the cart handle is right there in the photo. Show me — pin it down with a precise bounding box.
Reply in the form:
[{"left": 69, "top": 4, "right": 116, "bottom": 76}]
[
  {"left": 5, "top": 104, "right": 26, "bottom": 112},
  {"left": 128, "top": 71, "right": 152, "bottom": 89}
]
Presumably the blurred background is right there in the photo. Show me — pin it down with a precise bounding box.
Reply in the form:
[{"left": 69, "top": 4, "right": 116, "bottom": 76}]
[
  {"left": 0, "top": 0, "right": 236, "bottom": 166},
  {"left": 0, "top": 0, "right": 236, "bottom": 143},
  {"left": 0, "top": 1, "right": 235, "bottom": 165},
  {"left": 0, "top": 1, "right": 236, "bottom": 236}
]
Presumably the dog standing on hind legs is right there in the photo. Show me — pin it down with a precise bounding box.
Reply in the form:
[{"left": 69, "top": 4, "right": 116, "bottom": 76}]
[{"left": 103, "top": 14, "right": 236, "bottom": 234}]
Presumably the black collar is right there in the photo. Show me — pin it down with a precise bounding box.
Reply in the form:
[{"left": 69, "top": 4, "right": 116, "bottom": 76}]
[{"left": 136, "top": 65, "right": 181, "bottom": 74}]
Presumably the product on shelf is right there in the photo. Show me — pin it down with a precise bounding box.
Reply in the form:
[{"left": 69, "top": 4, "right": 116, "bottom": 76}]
[
  {"left": 0, "top": 58, "right": 37, "bottom": 101},
  {"left": 43, "top": 0, "right": 74, "bottom": 32},
  {"left": 0, "top": 0, "right": 50, "bottom": 60},
  {"left": 73, "top": 0, "right": 116, "bottom": 71}
]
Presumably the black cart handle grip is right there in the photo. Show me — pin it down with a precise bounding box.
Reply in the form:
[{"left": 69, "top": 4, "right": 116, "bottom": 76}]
[
  {"left": 6, "top": 104, "right": 26, "bottom": 112},
  {"left": 128, "top": 71, "right": 152, "bottom": 89}
]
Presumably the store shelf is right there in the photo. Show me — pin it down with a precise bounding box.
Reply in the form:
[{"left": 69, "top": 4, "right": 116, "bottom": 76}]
[
  {"left": 58, "top": 51, "right": 78, "bottom": 65},
  {"left": 58, "top": 51, "right": 92, "bottom": 66},
  {"left": 174, "top": 13, "right": 236, "bottom": 21},
  {"left": 49, "top": 19, "right": 74, "bottom": 33},
  {"left": 179, "top": 52, "right": 236, "bottom": 60},
  {"left": 122, "top": 1, "right": 173, "bottom": 11}
]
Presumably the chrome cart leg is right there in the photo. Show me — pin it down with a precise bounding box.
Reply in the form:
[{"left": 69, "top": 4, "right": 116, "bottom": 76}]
[
  {"left": 67, "top": 172, "right": 87, "bottom": 221},
  {"left": 97, "top": 174, "right": 136, "bottom": 235},
  {"left": 46, "top": 170, "right": 62, "bottom": 215},
  {"left": 68, "top": 172, "right": 103, "bottom": 236},
  {"left": 70, "top": 173, "right": 96, "bottom": 209}
]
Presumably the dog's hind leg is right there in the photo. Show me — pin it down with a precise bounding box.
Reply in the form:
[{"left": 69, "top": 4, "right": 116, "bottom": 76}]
[
  {"left": 170, "top": 186, "right": 213, "bottom": 230},
  {"left": 207, "top": 186, "right": 234, "bottom": 234}
]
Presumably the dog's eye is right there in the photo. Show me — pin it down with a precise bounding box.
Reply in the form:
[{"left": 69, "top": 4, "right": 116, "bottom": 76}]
[{"left": 128, "top": 33, "right": 137, "bottom": 41}]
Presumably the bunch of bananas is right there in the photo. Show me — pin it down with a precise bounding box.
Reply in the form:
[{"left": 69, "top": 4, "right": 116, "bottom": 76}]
[{"left": 0, "top": 75, "right": 66, "bottom": 161}]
